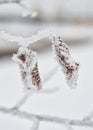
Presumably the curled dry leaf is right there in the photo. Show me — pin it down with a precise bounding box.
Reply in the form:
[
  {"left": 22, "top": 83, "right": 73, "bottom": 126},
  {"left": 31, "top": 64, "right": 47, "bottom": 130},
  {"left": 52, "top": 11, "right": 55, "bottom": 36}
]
[
  {"left": 12, "top": 46, "right": 42, "bottom": 92},
  {"left": 52, "top": 36, "right": 79, "bottom": 88}
]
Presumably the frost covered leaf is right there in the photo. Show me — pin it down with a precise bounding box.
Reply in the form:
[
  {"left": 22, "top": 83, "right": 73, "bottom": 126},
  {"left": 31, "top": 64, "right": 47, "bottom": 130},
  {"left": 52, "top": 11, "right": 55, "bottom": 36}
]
[
  {"left": 12, "top": 46, "right": 42, "bottom": 92},
  {"left": 52, "top": 36, "right": 79, "bottom": 88}
]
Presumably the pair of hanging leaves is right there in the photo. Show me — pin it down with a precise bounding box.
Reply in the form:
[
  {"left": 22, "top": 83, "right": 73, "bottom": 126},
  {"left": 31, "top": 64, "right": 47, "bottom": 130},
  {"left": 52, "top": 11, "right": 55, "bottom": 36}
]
[{"left": 12, "top": 36, "right": 79, "bottom": 92}]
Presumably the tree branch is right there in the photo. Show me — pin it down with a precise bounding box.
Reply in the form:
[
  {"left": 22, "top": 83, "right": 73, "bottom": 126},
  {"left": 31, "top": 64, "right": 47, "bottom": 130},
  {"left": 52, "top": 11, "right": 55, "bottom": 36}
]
[
  {"left": 0, "top": 106, "right": 93, "bottom": 128},
  {"left": 31, "top": 118, "right": 40, "bottom": 130},
  {"left": 0, "top": 30, "right": 57, "bottom": 47},
  {"left": 11, "top": 91, "right": 31, "bottom": 111}
]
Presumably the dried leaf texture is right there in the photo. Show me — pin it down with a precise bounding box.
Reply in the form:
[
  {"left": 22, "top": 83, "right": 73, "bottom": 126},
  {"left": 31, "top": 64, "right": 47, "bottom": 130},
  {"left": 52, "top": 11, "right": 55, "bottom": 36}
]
[
  {"left": 12, "top": 47, "right": 42, "bottom": 91},
  {"left": 52, "top": 36, "right": 79, "bottom": 88}
]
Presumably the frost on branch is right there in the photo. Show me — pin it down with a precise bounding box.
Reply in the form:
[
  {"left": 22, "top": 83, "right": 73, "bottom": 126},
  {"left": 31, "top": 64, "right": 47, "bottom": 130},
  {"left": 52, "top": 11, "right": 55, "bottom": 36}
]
[
  {"left": 0, "top": 29, "right": 51, "bottom": 47},
  {"left": 51, "top": 36, "right": 79, "bottom": 88},
  {"left": 12, "top": 46, "right": 42, "bottom": 92}
]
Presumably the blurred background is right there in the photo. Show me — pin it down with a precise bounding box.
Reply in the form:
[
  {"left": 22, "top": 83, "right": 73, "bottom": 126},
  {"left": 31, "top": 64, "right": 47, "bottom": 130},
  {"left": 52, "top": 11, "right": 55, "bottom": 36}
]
[
  {"left": 0, "top": 0, "right": 93, "bottom": 130},
  {"left": 0, "top": 0, "right": 93, "bottom": 56}
]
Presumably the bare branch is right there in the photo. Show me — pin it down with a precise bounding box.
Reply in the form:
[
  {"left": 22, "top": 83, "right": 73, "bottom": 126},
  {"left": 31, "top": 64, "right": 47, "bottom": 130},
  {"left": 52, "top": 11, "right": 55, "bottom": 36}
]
[
  {"left": 10, "top": 85, "right": 60, "bottom": 111},
  {"left": 64, "top": 122, "right": 74, "bottom": 130},
  {"left": 31, "top": 118, "right": 40, "bottom": 130},
  {"left": 11, "top": 91, "right": 31, "bottom": 110},
  {"left": 0, "top": 106, "right": 93, "bottom": 128}
]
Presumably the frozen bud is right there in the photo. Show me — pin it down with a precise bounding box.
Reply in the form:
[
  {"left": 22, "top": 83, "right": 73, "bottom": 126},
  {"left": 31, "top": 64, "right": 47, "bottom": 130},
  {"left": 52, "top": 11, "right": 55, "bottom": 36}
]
[
  {"left": 12, "top": 46, "right": 42, "bottom": 91},
  {"left": 52, "top": 36, "right": 79, "bottom": 88}
]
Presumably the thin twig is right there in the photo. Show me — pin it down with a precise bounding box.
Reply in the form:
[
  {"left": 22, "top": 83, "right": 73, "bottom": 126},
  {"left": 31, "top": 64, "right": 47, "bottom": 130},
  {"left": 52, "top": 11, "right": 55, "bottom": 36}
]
[
  {"left": 11, "top": 91, "right": 31, "bottom": 110},
  {"left": 0, "top": 106, "right": 93, "bottom": 128},
  {"left": 0, "top": 30, "right": 57, "bottom": 47},
  {"left": 31, "top": 118, "right": 40, "bottom": 130},
  {"left": 64, "top": 122, "right": 74, "bottom": 130}
]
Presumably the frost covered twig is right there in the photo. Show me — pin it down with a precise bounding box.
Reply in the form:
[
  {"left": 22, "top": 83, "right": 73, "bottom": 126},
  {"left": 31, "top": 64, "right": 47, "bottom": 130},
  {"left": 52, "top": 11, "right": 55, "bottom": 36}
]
[
  {"left": 31, "top": 118, "right": 40, "bottom": 130},
  {"left": 0, "top": 106, "right": 93, "bottom": 128},
  {"left": 0, "top": 30, "right": 53, "bottom": 46},
  {"left": 11, "top": 86, "right": 60, "bottom": 111},
  {"left": 64, "top": 122, "right": 74, "bottom": 130},
  {"left": 11, "top": 91, "right": 31, "bottom": 110}
]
